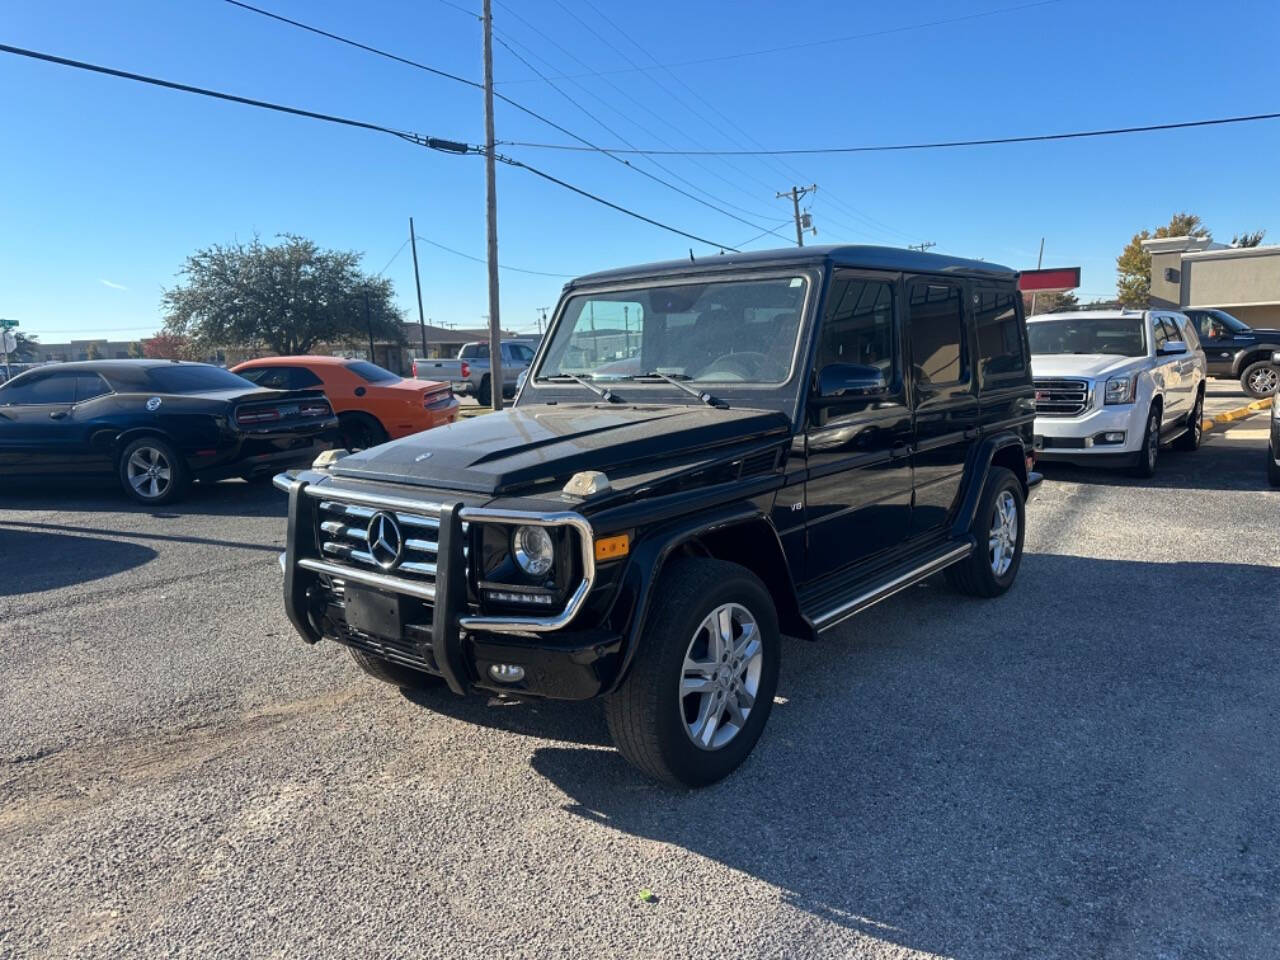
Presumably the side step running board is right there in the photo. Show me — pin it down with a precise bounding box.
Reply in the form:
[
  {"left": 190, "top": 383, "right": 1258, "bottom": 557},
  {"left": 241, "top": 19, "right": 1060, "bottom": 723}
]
[{"left": 809, "top": 542, "right": 973, "bottom": 634}]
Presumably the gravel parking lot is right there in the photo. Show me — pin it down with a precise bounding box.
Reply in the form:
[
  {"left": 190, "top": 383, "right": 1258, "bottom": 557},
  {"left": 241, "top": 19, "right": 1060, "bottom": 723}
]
[{"left": 2, "top": 397, "right": 1277, "bottom": 959}]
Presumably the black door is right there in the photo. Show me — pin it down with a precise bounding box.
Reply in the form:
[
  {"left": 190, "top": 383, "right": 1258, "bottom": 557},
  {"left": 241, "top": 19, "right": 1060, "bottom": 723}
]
[
  {"left": 804, "top": 271, "right": 913, "bottom": 583},
  {"left": 973, "top": 284, "right": 1032, "bottom": 433},
  {"left": 1190, "top": 310, "right": 1247, "bottom": 377},
  {"left": 905, "top": 278, "right": 978, "bottom": 536},
  {"left": 0, "top": 370, "right": 84, "bottom": 476}
]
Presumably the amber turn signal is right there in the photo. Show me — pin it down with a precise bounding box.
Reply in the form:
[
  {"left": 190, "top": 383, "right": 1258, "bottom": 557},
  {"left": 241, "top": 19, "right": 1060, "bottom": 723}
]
[{"left": 594, "top": 533, "right": 630, "bottom": 562}]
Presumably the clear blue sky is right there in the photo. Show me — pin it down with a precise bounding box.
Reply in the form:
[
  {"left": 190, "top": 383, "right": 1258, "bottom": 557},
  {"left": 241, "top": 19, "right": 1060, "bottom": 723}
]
[{"left": 3, "top": 0, "right": 1279, "bottom": 344}]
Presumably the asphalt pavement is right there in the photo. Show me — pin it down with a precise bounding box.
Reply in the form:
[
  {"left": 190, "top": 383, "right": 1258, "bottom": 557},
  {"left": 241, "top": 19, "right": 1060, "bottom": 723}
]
[{"left": 2, "top": 393, "right": 1277, "bottom": 959}]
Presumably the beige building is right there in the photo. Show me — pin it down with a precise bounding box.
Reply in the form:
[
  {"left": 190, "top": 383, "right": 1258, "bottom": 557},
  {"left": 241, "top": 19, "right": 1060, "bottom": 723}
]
[{"left": 1144, "top": 236, "right": 1280, "bottom": 327}]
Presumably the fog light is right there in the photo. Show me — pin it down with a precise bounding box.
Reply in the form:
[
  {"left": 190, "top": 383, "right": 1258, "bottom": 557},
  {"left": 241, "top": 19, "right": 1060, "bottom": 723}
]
[
  {"left": 1103, "top": 431, "right": 1125, "bottom": 443},
  {"left": 489, "top": 663, "right": 525, "bottom": 683}
]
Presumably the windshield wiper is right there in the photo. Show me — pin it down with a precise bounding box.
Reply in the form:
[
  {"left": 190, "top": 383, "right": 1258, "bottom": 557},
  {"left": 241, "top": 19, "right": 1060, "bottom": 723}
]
[
  {"left": 540, "top": 373, "right": 623, "bottom": 403},
  {"left": 630, "top": 372, "right": 728, "bottom": 409}
]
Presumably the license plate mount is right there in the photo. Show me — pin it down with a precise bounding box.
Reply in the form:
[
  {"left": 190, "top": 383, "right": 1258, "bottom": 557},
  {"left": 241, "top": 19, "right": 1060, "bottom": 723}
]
[{"left": 345, "top": 586, "right": 404, "bottom": 639}]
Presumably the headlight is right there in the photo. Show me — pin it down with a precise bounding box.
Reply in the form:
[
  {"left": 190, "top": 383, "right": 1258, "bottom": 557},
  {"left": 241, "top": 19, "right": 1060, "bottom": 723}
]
[
  {"left": 1104, "top": 375, "right": 1137, "bottom": 405},
  {"left": 512, "top": 525, "right": 554, "bottom": 577}
]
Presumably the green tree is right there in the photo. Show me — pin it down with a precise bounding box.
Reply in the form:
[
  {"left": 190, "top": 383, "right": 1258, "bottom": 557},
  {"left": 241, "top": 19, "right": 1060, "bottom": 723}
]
[
  {"left": 10, "top": 331, "right": 39, "bottom": 361},
  {"left": 128, "top": 340, "right": 145, "bottom": 358},
  {"left": 1231, "top": 229, "right": 1266, "bottom": 248},
  {"left": 1031, "top": 290, "right": 1079, "bottom": 315},
  {"left": 85, "top": 342, "right": 103, "bottom": 360},
  {"left": 1116, "top": 212, "right": 1210, "bottom": 307},
  {"left": 161, "top": 234, "right": 404, "bottom": 356},
  {"left": 142, "top": 332, "right": 195, "bottom": 360}
]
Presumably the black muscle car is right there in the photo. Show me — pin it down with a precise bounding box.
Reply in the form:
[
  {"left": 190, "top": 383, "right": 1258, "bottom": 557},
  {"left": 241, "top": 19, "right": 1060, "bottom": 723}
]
[{"left": 0, "top": 359, "right": 339, "bottom": 503}]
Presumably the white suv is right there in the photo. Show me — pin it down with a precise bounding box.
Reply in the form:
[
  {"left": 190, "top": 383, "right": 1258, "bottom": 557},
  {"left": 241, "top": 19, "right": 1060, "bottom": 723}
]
[{"left": 1028, "top": 309, "right": 1207, "bottom": 476}]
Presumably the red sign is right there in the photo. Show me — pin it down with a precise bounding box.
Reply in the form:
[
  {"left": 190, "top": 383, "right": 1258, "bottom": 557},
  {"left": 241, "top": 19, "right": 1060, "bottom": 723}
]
[{"left": 1019, "top": 267, "right": 1081, "bottom": 293}]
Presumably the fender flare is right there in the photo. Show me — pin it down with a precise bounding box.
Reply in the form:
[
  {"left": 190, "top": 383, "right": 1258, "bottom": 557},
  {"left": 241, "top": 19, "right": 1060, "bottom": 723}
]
[
  {"left": 1234, "top": 345, "right": 1280, "bottom": 378},
  {"left": 950, "top": 432, "right": 1028, "bottom": 539},
  {"left": 602, "top": 501, "right": 805, "bottom": 694}
]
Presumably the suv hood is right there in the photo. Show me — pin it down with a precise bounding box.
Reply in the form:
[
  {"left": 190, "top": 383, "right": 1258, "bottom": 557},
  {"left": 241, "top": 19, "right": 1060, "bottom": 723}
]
[
  {"left": 330, "top": 402, "right": 791, "bottom": 496},
  {"left": 1031, "top": 354, "right": 1147, "bottom": 379}
]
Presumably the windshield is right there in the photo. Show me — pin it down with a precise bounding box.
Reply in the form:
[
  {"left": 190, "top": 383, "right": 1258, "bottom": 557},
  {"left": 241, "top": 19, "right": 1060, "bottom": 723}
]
[
  {"left": 145, "top": 365, "right": 257, "bottom": 393},
  {"left": 535, "top": 275, "right": 810, "bottom": 385},
  {"left": 345, "top": 361, "right": 400, "bottom": 384},
  {"left": 1027, "top": 317, "right": 1147, "bottom": 358}
]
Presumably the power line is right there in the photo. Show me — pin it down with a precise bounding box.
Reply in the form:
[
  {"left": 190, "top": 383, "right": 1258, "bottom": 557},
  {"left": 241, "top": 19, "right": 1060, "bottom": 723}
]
[
  {"left": 414, "top": 235, "right": 575, "bottom": 277},
  {"left": 497, "top": 0, "right": 1065, "bottom": 83},
  {"left": 0, "top": 42, "right": 738, "bottom": 250},
  {"left": 376, "top": 238, "right": 411, "bottom": 276},
  {"left": 500, "top": 110, "right": 1280, "bottom": 156}
]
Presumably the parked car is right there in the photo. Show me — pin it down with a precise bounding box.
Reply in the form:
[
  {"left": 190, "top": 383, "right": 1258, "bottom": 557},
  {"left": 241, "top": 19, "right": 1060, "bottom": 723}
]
[
  {"left": 274, "top": 245, "right": 1037, "bottom": 787},
  {"left": 1184, "top": 307, "right": 1280, "bottom": 398},
  {"left": 1268, "top": 351, "right": 1280, "bottom": 488},
  {"left": 0, "top": 359, "right": 337, "bottom": 503},
  {"left": 231, "top": 356, "right": 457, "bottom": 450},
  {"left": 412, "top": 340, "right": 535, "bottom": 406},
  {"left": 1028, "top": 309, "right": 1207, "bottom": 476}
]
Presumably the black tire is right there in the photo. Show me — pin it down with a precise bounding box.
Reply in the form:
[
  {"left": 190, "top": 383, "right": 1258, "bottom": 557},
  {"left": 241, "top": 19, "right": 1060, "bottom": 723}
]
[
  {"left": 605, "top": 558, "right": 780, "bottom": 788},
  {"left": 348, "top": 647, "right": 445, "bottom": 691},
  {"left": 1174, "top": 388, "right": 1204, "bottom": 452},
  {"left": 944, "top": 465, "right": 1025, "bottom": 598},
  {"left": 118, "top": 436, "right": 189, "bottom": 505},
  {"left": 1131, "top": 403, "right": 1161, "bottom": 478},
  {"left": 477, "top": 375, "right": 492, "bottom": 407},
  {"left": 338, "top": 412, "right": 388, "bottom": 451},
  {"left": 1240, "top": 361, "right": 1279, "bottom": 399},
  {"left": 1268, "top": 440, "right": 1280, "bottom": 488}
]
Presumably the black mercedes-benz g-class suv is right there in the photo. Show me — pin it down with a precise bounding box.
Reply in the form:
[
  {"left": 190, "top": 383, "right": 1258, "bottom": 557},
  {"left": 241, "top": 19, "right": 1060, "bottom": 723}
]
[{"left": 275, "top": 245, "right": 1036, "bottom": 787}]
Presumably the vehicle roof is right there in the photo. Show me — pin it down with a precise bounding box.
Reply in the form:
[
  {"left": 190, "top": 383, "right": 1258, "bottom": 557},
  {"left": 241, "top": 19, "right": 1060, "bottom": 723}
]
[
  {"left": 16, "top": 359, "right": 212, "bottom": 373},
  {"left": 234, "top": 355, "right": 354, "bottom": 367},
  {"left": 569, "top": 244, "right": 1017, "bottom": 287},
  {"left": 1026, "top": 309, "right": 1184, "bottom": 322}
]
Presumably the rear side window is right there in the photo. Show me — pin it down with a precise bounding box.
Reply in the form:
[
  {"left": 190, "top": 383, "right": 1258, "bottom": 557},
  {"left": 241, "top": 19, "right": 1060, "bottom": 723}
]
[
  {"left": 459, "top": 343, "right": 488, "bottom": 360},
  {"left": 907, "top": 281, "right": 967, "bottom": 387},
  {"left": 74, "top": 374, "right": 112, "bottom": 401},
  {"left": 344, "top": 361, "right": 400, "bottom": 384},
  {"left": 146, "top": 365, "right": 256, "bottom": 393},
  {"left": 817, "top": 274, "right": 897, "bottom": 377},
  {"left": 1175, "top": 317, "right": 1200, "bottom": 350},
  {"left": 0, "top": 371, "right": 78, "bottom": 404},
  {"left": 239, "top": 366, "right": 324, "bottom": 390},
  {"left": 974, "top": 288, "right": 1026, "bottom": 385}
]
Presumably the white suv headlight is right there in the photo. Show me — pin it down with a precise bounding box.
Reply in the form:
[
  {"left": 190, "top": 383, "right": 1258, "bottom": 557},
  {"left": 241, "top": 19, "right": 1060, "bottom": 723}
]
[{"left": 1104, "top": 374, "right": 1137, "bottom": 405}]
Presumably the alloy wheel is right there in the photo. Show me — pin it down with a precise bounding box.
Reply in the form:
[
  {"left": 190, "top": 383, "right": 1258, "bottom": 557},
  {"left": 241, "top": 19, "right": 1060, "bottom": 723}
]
[
  {"left": 988, "top": 489, "right": 1018, "bottom": 577},
  {"left": 1248, "top": 366, "right": 1278, "bottom": 396},
  {"left": 1147, "top": 413, "right": 1159, "bottom": 471},
  {"left": 126, "top": 446, "right": 172, "bottom": 500},
  {"left": 679, "top": 603, "right": 763, "bottom": 751}
]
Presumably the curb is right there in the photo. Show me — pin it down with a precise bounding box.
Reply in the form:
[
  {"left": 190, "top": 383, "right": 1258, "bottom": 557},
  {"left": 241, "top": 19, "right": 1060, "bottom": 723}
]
[{"left": 1202, "top": 396, "right": 1273, "bottom": 433}]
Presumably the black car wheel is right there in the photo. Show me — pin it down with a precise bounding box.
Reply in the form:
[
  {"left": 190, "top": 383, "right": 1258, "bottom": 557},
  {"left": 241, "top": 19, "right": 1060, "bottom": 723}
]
[
  {"left": 1132, "top": 404, "right": 1161, "bottom": 478},
  {"left": 1241, "top": 361, "right": 1279, "bottom": 399},
  {"left": 1268, "top": 439, "right": 1280, "bottom": 488},
  {"left": 605, "top": 557, "right": 780, "bottom": 788},
  {"left": 118, "top": 436, "right": 189, "bottom": 505},
  {"left": 348, "top": 648, "right": 444, "bottom": 690},
  {"left": 477, "top": 375, "right": 492, "bottom": 407},
  {"left": 945, "top": 465, "right": 1025, "bottom": 598},
  {"left": 338, "top": 412, "right": 388, "bottom": 451},
  {"left": 1174, "top": 389, "right": 1204, "bottom": 451}
]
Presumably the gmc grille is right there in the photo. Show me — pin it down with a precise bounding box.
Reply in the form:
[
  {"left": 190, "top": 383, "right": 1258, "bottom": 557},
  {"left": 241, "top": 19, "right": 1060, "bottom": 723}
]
[{"left": 1033, "top": 378, "right": 1090, "bottom": 417}]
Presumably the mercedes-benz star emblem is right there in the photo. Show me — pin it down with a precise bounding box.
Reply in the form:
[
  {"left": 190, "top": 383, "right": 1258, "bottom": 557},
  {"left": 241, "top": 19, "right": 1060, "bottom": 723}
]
[{"left": 366, "top": 511, "right": 404, "bottom": 570}]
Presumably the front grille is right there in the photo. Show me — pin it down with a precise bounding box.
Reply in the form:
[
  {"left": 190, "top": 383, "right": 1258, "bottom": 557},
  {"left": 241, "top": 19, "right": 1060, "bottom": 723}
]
[
  {"left": 316, "top": 500, "right": 458, "bottom": 587},
  {"left": 1033, "top": 378, "right": 1090, "bottom": 416}
]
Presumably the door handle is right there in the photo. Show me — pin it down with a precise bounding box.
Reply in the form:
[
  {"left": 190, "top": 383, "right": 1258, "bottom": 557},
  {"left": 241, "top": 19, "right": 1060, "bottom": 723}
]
[
  {"left": 891, "top": 444, "right": 911, "bottom": 459},
  {"left": 49, "top": 410, "right": 69, "bottom": 420}
]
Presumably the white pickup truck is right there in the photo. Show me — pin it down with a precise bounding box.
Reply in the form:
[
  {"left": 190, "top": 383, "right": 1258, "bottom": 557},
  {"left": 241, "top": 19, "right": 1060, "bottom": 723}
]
[
  {"left": 1028, "top": 309, "right": 1207, "bottom": 477},
  {"left": 412, "top": 340, "right": 536, "bottom": 406}
]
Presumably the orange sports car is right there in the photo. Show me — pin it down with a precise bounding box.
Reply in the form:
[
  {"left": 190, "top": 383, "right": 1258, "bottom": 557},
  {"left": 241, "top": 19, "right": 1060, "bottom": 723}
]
[{"left": 232, "top": 356, "right": 458, "bottom": 449}]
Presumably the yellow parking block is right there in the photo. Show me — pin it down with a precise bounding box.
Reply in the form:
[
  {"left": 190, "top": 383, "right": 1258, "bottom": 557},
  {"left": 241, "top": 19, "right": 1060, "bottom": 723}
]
[{"left": 1202, "top": 396, "right": 1272, "bottom": 433}]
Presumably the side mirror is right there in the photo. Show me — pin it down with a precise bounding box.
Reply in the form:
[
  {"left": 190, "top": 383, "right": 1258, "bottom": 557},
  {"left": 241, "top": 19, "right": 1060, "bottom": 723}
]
[
  {"left": 1158, "top": 340, "right": 1188, "bottom": 356},
  {"left": 816, "top": 363, "right": 888, "bottom": 400}
]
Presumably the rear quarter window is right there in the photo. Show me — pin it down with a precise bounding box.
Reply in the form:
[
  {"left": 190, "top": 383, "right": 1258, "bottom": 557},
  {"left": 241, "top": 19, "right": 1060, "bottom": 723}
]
[{"left": 975, "top": 288, "right": 1027, "bottom": 386}]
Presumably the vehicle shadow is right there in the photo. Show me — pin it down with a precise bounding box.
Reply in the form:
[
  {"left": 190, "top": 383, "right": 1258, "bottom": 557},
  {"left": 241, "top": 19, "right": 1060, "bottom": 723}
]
[
  {"left": 1038, "top": 430, "right": 1271, "bottom": 492},
  {"left": 399, "top": 686, "right": 612, "bottom": 747},
  {"left": 0, "top": 476, "right": 286, "bottom": 518},
  {"left": 475, "top": 553, "right": 1280, "bottom": 958},
  {"left": 0, "top": 529, "right": 157, "bottom": 595}
]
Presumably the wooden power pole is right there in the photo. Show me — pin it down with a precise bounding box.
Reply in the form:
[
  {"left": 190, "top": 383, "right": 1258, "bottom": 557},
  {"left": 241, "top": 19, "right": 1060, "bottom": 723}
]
[
  {"left": 777, "top": 185, "right": 817, "bottom": 247},
  {"left": 409, "top": 216, "right": 428, "bottom": 361},
  {"left": 482, "top": 0, "right": 503, "bottom": 411}
]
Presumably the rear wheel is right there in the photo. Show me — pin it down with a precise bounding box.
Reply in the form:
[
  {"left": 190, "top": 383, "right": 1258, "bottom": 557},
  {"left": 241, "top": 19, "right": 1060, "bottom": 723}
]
[
  {"left": 1174, "top": 389, "right": 1204, "bottom": 451},
  {"left": 945, "top": 466, "right": 1025, "bottom": 598},
  {"left": 348, "top": 648, "right": 444, "bottom": 691},
  {"left": 605, "top": 558, "right": 780, "bottom": 788},
  {"left": 338, "top": 412, "right": 388, "bottom": 451},
  {"left": 1241, "top": 361, "right": 1279, "bottom": 399},
  {"left": 1131, "top": 404, "right": 1161, "bottom": 478},
  {"left": 118, "top": 436, "right": 189, "bottom": 504},
  {"left": 477, "top": 375, "right": 492, "bottom": 407}
]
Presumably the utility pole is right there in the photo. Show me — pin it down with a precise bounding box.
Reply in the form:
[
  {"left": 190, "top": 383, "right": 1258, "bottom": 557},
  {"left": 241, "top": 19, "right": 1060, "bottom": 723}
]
[
  {"left": 363, "top": 288, "right": 376, "bottom": 364},
  {"left": 409, "top": 216, "right": 428, "bottom": 360},
  {"left": 536, "top": 306, "right": 549, "bottom": 335},
  {"left": 777, "top": 185, "right": 817, "bottom": 247},
  {"left": 908, "top": 241, "right": 937, "bottom": 252},
  {"left": 1030, "top": 236, "right": 1045, "bottom": 316},
  {"left": 482, "top": 0, "right": 503, "bottom": 411}
]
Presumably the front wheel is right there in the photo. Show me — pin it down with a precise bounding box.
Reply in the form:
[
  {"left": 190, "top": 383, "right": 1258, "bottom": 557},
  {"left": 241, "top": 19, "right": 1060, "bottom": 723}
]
[
  {"left": 945, "top": 465, "right": 1025, "bottom": 598},
  {"left": 118, "top": 436, "right": 189, "bottom": 504},
  {"left": 1174, "top": 389, "right": 1204, "bottom": 451},
  {"left": 1131, "top": 404, "right": 1161, "bottom": 478},
  {"left": 605, "top": 558, "right": 780, "bottom": 788},
  {"left": 1241, "top": 361, "right": 1279, "bottom": 399}
]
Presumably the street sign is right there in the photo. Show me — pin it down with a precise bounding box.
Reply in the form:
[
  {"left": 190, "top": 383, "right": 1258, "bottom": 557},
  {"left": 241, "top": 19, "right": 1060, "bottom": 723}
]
[
  {"left": 1, "top": 331, "right": 15, "bottom": 354},
  {"left": 0, "top": 319, "right": 19, "bottom": 330}
]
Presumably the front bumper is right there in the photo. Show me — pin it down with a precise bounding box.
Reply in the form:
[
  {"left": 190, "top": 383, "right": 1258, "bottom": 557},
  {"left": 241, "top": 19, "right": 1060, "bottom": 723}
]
[
  {"left": 1034, "top": 404, "right": 1144, "bottom": 460},
  {"left": 276, "top": 473, "right": 613, "bottom": 700}
]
